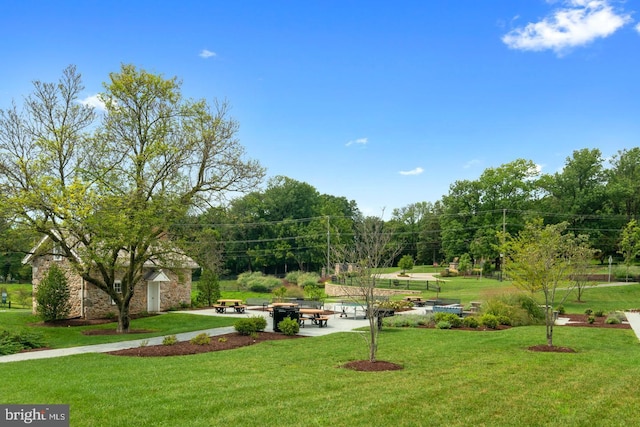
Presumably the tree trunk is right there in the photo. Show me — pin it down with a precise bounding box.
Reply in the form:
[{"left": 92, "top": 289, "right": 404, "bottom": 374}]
[
  {"left": 117, "top": 304, "right": 131, "bottom": 333},
  {"left": 546, "top": 308, "right": 554, "bottom": 347},
  {"left": 368, "top": 315, "right": 377, "bottom": 363}
]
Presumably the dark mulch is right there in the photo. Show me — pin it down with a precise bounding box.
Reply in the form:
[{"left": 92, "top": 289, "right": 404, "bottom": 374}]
[
  {"left": 528, "top": 344, "right": 577, "bottom": 353},
  {"left": 343, "top": 360, "right": 404, "bottom": 371},
  {"left": 107, "top": 332, "right": 304, "bottom": 357},
  {"left": 559, "top": 313, "right": 630, "bottom": 329}
]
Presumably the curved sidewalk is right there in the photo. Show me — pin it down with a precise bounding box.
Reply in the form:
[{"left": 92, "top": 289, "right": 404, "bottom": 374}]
[{"left": 0, "top": 307, "right": 368, "bottom": 364}]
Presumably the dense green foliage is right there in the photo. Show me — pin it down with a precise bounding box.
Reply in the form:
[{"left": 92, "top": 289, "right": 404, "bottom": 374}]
[
  {"left": 35, "top": 264, "right": 71, "bottom": 321},
  {"left": 234, "top": 316, "right": 267, "bottom": 335},
  {"left": 277, "top": 317, "right": 299, "bottom": 335},
  {"left": 195, "top": 268, "right": 221, "bottom": 307}
]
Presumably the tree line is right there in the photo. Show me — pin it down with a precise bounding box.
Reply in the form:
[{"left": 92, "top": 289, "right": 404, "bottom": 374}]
[{"left": 175, "top": 148, "right": 640, "bottom": 277}]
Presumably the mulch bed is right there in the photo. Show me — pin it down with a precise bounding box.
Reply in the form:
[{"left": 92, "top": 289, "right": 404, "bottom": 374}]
[
  {"left": 343, "top": 360, "right": 404, "bottom": 371},
  {"left": 558, "top": 313, "right": 630, "bottom": 329},
  {"left": 107, "top": 332, "right": 304, "bottom": 357},
  {"left": 25, "top": 311, "right": 634, "bottom": 367}
]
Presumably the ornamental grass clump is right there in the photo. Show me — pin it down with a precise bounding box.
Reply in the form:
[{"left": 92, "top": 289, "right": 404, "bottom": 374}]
[{"left": 190, "top": 333, "right": 210, "bottom": 345}]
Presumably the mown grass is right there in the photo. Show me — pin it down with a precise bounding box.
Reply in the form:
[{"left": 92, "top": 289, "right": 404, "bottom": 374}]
[
  {"left": 1, "top": 326, "right": 639, "bottom": 426},
  {"left": 1, "top": 311, "right": 237, "bottom": 348}
]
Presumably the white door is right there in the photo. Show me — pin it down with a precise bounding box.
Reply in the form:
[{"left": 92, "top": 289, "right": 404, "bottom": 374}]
[{"left": 147, "top": 282, "right": 160, "bottom": 312}]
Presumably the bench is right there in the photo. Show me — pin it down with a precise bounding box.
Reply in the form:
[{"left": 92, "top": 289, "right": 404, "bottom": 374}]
[
  {"left": 425, "top": 298, "right": 461, "bottom": 307},
  {"left": 298, "top": 300, "right": 323, "bottom": 309},
  {"left": 315, "top": 317, "right": 329, "bottom": 327},
  {"left": 246, "top": 298, "right": 270, "bottom": 311}
]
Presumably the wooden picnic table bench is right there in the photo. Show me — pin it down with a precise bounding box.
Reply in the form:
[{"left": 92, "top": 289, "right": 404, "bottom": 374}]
[
  {"left": 214, "top": 299, "right": 246, "bottom": 314},
  {"left": 298, "top": 308, "right": 329, "bottom": 327}
]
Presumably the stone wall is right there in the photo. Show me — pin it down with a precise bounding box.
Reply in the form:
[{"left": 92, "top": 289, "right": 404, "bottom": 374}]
[
  {"left": 30, "top": 256, "right": 192, "bottom": 319},
  {"left": 324, "top": 283, "right": 420, "bottom": 298}
]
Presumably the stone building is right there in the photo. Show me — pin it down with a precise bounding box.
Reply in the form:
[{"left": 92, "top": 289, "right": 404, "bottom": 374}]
[{"left": 22, "top": 235, "right": 198, "bottom": 319}]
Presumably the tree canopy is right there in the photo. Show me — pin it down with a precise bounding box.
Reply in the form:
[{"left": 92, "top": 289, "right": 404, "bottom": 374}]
[{"left": 0, "top": 65, "right": 264, "bottom": 332}]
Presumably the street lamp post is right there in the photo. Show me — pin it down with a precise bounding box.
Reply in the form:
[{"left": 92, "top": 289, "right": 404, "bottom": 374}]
[{"left": 608, "top": 255, "right": 612, "bottom": 283}]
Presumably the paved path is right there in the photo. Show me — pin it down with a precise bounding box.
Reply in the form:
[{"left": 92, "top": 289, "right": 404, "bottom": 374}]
[{"left": 0, "top": 306, "right": 368, "bottom": 364}]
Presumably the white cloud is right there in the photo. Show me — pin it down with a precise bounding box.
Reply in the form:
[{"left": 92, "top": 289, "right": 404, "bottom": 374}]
[
  {"left": 502, "top": 0, "right": 632, "bottom": 55},
  {"left": 399, "top": 167, "right": 424, "bottom": 176},
  {"left": 78, "top": 94, "right": 105, "bottom": 111},
  {"left": 345, "top": 137, "right": 368, "bottom": 147},
  {"left": 199, "top": 49, "right": 216, "bottom": 59},
  {"left": 636, "top": 22, "right": 640, "bottom": 33}
]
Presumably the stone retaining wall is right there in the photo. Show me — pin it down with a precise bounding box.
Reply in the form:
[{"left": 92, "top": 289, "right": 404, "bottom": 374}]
[{"left": 324, "top": 283, "right": 420, "bottom": 298}]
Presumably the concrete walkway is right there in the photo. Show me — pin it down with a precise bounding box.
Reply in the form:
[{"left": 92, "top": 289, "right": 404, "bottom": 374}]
[{"left": 0, "top": 306, "right": 368, "bottom": 364}]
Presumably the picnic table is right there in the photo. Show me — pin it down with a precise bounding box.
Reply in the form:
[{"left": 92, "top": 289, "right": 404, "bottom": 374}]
[
  {"left": 213, "top": 299, "right": 246, "bottom": 314},
  {"left": 402, "top": 296, "right": 427, "bottom": 307},
  {"left": 299, "top": 308, "right": 329, "bottom": 327},
  {"left": 267, "top": 302, "right": 298, "bottom": 317}
]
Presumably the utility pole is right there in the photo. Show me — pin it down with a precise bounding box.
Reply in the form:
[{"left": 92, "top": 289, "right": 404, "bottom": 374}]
[
  {"left": 500, "top": 208, "right": 506, "bottom": 282},
  {"left": 326, "top": 216, "right": 330, "bottom": 277}
]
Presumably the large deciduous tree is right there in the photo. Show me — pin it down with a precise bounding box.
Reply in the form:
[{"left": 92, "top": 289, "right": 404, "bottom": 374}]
[{"left": 0, "top": 65, "right": 264, "bottom": 332}]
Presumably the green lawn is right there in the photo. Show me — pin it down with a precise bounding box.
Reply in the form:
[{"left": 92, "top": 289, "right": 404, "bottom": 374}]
[
  {"left": 1, "top": 310, "right": 237, "bottom": 348},
  {"left": 1, "top": 326, "right": 639, "bottom": 426},
  {"left": 3, "top": 275, "right": 640, "bottom": 425}
]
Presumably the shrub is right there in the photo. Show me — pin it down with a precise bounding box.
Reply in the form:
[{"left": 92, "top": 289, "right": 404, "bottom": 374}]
[
  {"left": 557, "top": 305, "right": 565, "bottom": 315},
  {"left": 383, "top": 314, "right": 428, "bottom": 328},
  {"left": 249, "top": 284, "right": 270, "bottom": 293},
  {"left": 594, "top": 310, "right": 605, "bottom": 317},
  {"left": 284, "top": 286, "right": 304, "bottom": 299},
  {"left": 237, "top": 272, "right": 264, "bottom": 289},
  {"left": 35, "top": 264, "right": 71, "bottom": 322},
  {"left": 234, "top": 316, "right": 267, "bottom": 336},
  {"left": 436, "top": 321, "right": 451, "bottom": 329},
  {"left": 303, "top": 283, "right": 326, "bottom": 301},
  {"left": 462, "top": 316, "right": 479, "bottom": 328},
  {"left": 0, "top": 329, "right": 45, "bottom": 355},
  {"left": 606, "top": 312, "right": 626, "bottom": 324},
  {"left": 497, "top": 315, "right": 512, "bottom": 326},
  {"left": 587, "top": 316, "right": 595, "bottom": 324},
  {"left": 272, "top": 286, "right": 287, "bottom": 301},
  {"left": 434, "top": 312, "right": 462, "bottom": 328},
  {"left": 480, "top": 314, "right": 499, "bottom": 329},
  {"left": 584, "top": 308, "right": 593, "bottom": 315},
  {"left": 297, "top": 272, "right": 321, "bottom": 288},
  {"left": 196, "top": 268, "right": 221, "bottom": 306},
  {"left": 278, "top": 317, "right": 299, "bottom": 335},
  {"left": 481, "top": 293, "right": 544, "bottom": 327},
  {"left": 190, "top": 333, "right": 211, "bottom": 345},
  {"left": 284, "top": 271, "right": 302, "bottom": 284},
  {"left": 162, "top": 335, "right": 178, "bottom": 346},
  {"left": 251, "top": 316, "right": 267, "bottom": 331},
  {"left": 378, "top": 300, "right": 413, "bottom": 312},
  {"left": 0, "top": 336, "right": 22, "bottom": 355}
]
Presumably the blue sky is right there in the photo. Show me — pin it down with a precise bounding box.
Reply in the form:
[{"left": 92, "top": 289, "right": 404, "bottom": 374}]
[{"left": 2, "top": 1, "right": 639, "bottom": 218}]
